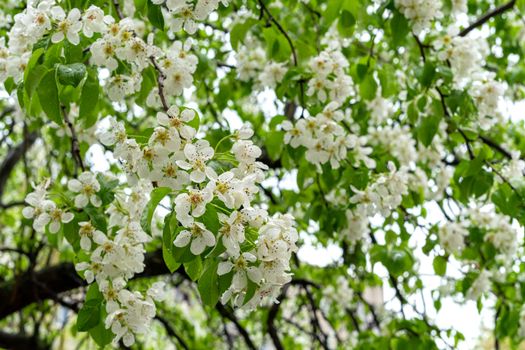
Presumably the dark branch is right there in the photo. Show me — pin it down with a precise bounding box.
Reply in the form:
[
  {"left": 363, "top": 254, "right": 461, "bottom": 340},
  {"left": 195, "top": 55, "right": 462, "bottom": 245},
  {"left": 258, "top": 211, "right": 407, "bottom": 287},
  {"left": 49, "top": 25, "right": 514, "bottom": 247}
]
[
  {"left": 0, "top": 330, "right": 50, "bottom": 350},
  {"left": 215, "top": 303, "right": 257, "bottom": 350},
  {"left": 0, "top": 250, "right": 169, "bottom": 320},
  {"left": 156, "top": 315, "right": 190, "bottom": 350},
  {"left": 459, "top": 0, "right": 516, "bottom": 37},
  {"left": 0, "top": 132, "right": 37, "bottom": 203},
  {"left": 62, "top": 107, "right": 85, "bottom": 173}
]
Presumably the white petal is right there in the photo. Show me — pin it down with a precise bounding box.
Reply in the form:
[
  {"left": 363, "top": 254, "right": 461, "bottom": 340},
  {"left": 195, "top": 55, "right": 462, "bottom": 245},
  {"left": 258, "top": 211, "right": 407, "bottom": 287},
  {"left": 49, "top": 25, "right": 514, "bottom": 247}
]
[
  {"left": 22, "top": 207, "right": 35, "bottom": 219},
  {"left": 68, "top": 179, "right": 82, "bottom": 192},
  {"left": 61, "top": 212, "right": 74, "bottom": 223},
  {"left": 217, "top": 261, "right": 233, "bottom": 275},
  {"left": 190, "top": 238, "right": 206, "bottom": 255},
  {"left": 75, "top": 194, "right": 88, "bottom": 208},
  {"left": 49, "top": 221, "right": 61, "bottom": 233},
  {"left": 51, "top": 32, "right": 64, "bottom": 43},
  {"left": 173, "top": 230, "right": 191, "bottom": 247},
  {"left": 80, "top": 236, "right": 91, "bottom": 250}
]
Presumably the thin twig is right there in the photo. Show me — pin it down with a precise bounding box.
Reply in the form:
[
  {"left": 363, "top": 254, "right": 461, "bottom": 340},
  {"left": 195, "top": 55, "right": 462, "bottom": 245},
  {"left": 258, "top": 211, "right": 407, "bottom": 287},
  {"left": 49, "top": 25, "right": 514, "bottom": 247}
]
[
  {"left": 459, "top": 0, "right": 516, "bottom": 37},
  {"left": 61, "top": 107, "right": 85, "bottom": 173}
]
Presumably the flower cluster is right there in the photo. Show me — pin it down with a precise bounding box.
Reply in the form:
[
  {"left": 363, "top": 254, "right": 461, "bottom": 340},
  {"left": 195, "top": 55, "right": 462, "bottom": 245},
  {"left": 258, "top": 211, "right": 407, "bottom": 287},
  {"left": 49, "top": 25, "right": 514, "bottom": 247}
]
[
  {"left": 1, "top": 2, "right": 110, "bottom": 83},
  {"left": 438, "top": 206, "right": 519, "bottom": 265},
  {"left": 349, "top": 162, "right": 409, "bottom": 218},
  {"left": 235, "top": 37, "right": 287, "bottom": 89},
  {"left": 22, "top": 180, "right": 74, "bottom": 234},
  {"left": 437, "top": 222, "right": 468, "bottom": 255},
  {"left": 394, "top": 0, "right": 443, "bottom": 33},
  {"left": 75, "top": 181, "right": 166, "bottom": 346},
  {"left": 282, "top": 103, "right": 375, "bottom": 171},
  {"left": 434, "top": 32, "right": 487, "bottom": 86},
  {"left": 221, "top": 213, "right": 299, "bottom": 308},
  {"left": 434, "top": 30, "right": 507, "bottom": 131},
  {"left": 152, "top": 0, "right": 229, "bottom": 34},
  {"left": 338, "top": 163, "right": 410, "bottom": 244},
  {"left": 369, "top": 124, "right": 417, "bottom": 166},
  {"left": 99, "top": 108, "right": 298, "bottom": 309},
  {"left": 306, "top": 49, "right": 354, "bottom": 103}
]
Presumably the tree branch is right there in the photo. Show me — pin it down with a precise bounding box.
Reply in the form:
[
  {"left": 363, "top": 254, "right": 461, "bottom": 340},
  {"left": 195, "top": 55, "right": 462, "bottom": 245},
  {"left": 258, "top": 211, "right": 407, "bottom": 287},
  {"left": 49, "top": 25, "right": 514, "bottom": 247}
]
[
  {"left": 156, "top": 315, "right": 190, "bottom": 350},
  {"left": 0, "top": 250, "right": 169, "bottom": 320},
  {"left": 459, "top": 0, "right": 516, "bottom": 37},
  {"left": 0, "top": 132, "right": 37, "bottom": 203},
  {"left": 0, "top": 330, "right": 49, "bottom": 350},
  {"left": 215, "top": 303, "right": 257, "bottom": 350}
]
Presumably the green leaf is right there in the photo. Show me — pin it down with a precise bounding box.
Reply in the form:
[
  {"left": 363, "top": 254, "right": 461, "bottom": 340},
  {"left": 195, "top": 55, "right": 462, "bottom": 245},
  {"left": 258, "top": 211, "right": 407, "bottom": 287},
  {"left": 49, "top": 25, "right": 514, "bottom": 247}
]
[
  {"left": 147, "top": 0, "right": 164, "bottom": 30},
  {"left": 87, "top": 302, "right": 112, "bottom": 347},
  {"left": 418, "top": 61, "right": 436, "bottom": 88},
  {"left": 140, "top": 187, "right": 172, "bottom": 235},
  {"left": 57, "top": 63, "right": 86, "bottom": 87},
  {"left": 162, "top": 213, "right": 181, "bottom": 273},
  {"left": 88, "top": 319, "right": 113, "bottom": 347},
  {"left": 323, "top": 0, "right": 344, "bottom": 26},
  {"left": 84, "top": 206, "right": 107, "bottom": 233},
  {"left": 184, "top": 256, "right": 203, "bottom": 281},
  {"left": 23, "top": 48, "right": 45, "bottom": 82},
  {"left": 79, "top": 69, "right": 100, "bottom": 128},
  {"left": 200, "top": 204, "right": 221, "bottom": 234},
  {"left": 359, "top": 74, "right": 377, "bottom": 101},
  {"left": 198, "top": 260, "right": 219, "bottom": 306},
  {"left": 378, "top": 66, "right": 396, "bottom": 97},
  {"left": 25, "top": 65, "right": 48, "bottom": 100},
  {"left": 37, "top": 69, "right": 62, "bottom": 124},
  {"left": 262, "top": 27, "right": 291, "bottom": 62},
  {"left": 96, "top": 174, "right": 119, "bottom": 206},
  {"left": 433, "top": 256, "right": 447, "bottom": 276},
  {"left": 417, "top": 114, "right": 441, "bottom": 147},
  {"left": 230, "top": 18, "right": 256, "bottom": 50},
  {"left": 390, "top": 10, "right": 409, "bottom": 46},
  {"left": 265, "top": 131, "right": 285, "bottom": 161},
  {"left": 86, "top": 283, "right": 103, "bottom": 301},
  {"left": 337, "top": 10, "right": 356, "bottom": 37},
  {"left": 242, "top": 279, "right": 258, "bottom": 305},
  {"left": 185, "top": 108, "right": 200, "bottom": 131},
  {"left": 77, "top": 299, "right": 101, "bottom": 331}
]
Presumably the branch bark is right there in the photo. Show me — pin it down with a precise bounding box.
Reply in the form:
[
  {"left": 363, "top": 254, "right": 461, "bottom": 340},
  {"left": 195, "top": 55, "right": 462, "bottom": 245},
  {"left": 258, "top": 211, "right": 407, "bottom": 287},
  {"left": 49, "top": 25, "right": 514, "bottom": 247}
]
[
  {"left": 459, "top": 0, "right": 516, "bottom": 37},
  {"left": 0, "top": 250, "right": 168, "bottom": 320},
  {"left": 215, "top": 303, "right": 257, "bottom": 350},
  {"left": 0, "top": 132, "right": 37, "bottom": 203},
  {"left": 0, "top": 330, "right": 50, "bottom": 350}
]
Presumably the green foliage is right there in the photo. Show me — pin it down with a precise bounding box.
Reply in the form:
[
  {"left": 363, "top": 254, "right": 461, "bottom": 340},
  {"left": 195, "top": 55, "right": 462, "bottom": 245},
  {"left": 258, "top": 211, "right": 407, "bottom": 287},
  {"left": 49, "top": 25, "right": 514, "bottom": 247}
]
[{"left": 141, "top": 187, "right": 172, "bottom": 235}]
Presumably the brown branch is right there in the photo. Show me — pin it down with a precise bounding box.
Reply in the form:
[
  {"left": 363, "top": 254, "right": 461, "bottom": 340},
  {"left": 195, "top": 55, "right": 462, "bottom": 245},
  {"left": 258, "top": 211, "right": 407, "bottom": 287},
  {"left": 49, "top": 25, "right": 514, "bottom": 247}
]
[
  {"left": 0, "top": 132, "right": 37, "bottom": 203},
  {"left": 215, "top": 303, "right": 257, "bottom": 350},
  {"left": 156, "top": 315, "right": 190, "bottom": 350},
  {"left": 0, "top": 330, "right": 50, "bottom": 350},
  {"left": 113, "top": 0, "right": 124, "bottom": 20},
  {"left": 0, "top": 250, "right": 169, "bottom": 320},
  {"left": 256, "top": 0, "right": 297, "bottom": 66},
  {"left": 266, "top": 285, "right": 287, "bottom": 350},
  {"left": 62, "top": 107, "right": 85, "bottom": 173},
  {"left": 478, "top": 135, "right": 513, "bottom": 159},
  {"left": 459, "top": 0, "right": 516, "bottom": 37},
  {"left": 149, "top": 56, "right": 170, "bottom": 112}
]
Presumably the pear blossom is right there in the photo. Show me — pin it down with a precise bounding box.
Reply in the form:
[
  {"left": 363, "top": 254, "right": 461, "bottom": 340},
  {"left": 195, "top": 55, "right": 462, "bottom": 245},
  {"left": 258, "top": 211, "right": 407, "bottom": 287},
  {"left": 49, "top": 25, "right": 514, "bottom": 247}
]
[
  {"left": 218, "top": 211, "right": 245, "bottom": 255},
  {"left": 82, "top": 5, "right": 108, "bottom": 37},
  {"left": 156, "top": 106, "right": 197, "bottom": 140},
  {"left": 174, "top": 188, "right": 213, "bottom": 227},
  {"left": 173, "top": 221, "right": 216, "bottom": 255},
  {"left": 176, "top": 140, "right": 214, "bottom": 183},
  {"left": 218, "top": 252, "right": 262, "bottom": 290},
  {"left": 68, "top": 172, "right": 102, "bottom": 208},
  {"left": 50, "top": 7, "right": 82, "bottom": 45}
]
